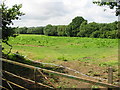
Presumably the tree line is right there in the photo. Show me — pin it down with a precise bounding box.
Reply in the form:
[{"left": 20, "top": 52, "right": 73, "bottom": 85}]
[{"left": 15, "top": 16, "right": 118, "bottom": 39}]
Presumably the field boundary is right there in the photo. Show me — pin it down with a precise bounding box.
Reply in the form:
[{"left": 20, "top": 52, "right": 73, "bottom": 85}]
[
  {"left": 13, "top": 53, "right": 119, "bottom": 84},
  {"left": 1, "top": 59, "right": 120, "bottom": 89}
]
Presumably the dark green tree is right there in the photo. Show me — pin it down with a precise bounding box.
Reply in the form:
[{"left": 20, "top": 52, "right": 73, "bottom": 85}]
[
  {"left": 77, "top": 20, "right": 87, "bottom": 37},
  {"left": 66, "top": 16, "right": 85, "bottom": 37},
  {"left": 78, "top": 22, "right": 99, "bottom": 37},
  {"left": 90, "top": 30, "right": 101, "bottom": 38},
  {"left": 19, "top": 27, "right": 28, "bottom": 34},
  {"left": 43, "top": 24, "right": 52, "bottom": 35},
  {"left": 1, "top": 2, "right": 24, "bottom": 54},
  {"left": 43, "top": 24, "right": 57, "bottom": 36},
  {"left": 57, "top": 25, "right": 67, "bottom": 36},
  {"left": 93, "top": 0, "right": 120, "bottom": 16}
]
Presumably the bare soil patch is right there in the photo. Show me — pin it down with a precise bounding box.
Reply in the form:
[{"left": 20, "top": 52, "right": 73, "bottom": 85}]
[
  {"left": 50, "top": 60, "right": 118, "bottom": 88},
  {"left": 15, "top": 44, "right": 45, "bottom": 47}
]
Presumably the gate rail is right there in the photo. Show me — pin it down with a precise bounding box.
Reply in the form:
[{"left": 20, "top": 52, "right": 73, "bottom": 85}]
[{"left": 1, "top": 59, "right": 120, "bottom": 89}]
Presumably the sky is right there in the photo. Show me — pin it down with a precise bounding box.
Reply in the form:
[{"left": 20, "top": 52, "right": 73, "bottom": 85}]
[{"left": 5, "top": 0, "right": 118, "bottom": 27}]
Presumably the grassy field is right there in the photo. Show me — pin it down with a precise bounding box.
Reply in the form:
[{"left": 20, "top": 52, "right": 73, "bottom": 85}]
[
  {"left": 3, "top": 34, "right": 118, "bottom": 66},
  {"left": 3, "top": 34, "right": 119, "bottom": 88}
]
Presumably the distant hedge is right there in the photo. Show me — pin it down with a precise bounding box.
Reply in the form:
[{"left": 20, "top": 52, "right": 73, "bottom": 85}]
[{"left": 15, "top": 16, "right": 119, "bottom": 39}]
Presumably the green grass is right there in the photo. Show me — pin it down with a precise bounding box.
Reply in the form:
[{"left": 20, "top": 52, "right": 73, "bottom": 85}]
[{"left": 3, "top": 34, "right": 118, "bottom": 66}]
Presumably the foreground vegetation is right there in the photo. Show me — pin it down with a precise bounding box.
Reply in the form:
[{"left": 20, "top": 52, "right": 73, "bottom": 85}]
[{"left": 3, "top": 34, "right": 118, "bottom": 67}]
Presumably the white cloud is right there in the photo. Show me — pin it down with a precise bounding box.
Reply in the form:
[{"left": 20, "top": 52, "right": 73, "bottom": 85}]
[{"left": 5, "top": 0, "right": 118, "bottom": 27}]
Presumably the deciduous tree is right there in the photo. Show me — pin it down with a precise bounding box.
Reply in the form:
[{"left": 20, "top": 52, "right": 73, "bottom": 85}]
[
  {"left": 66, "top": 16, "right": 85, "bottom": 37},
  {"left": 1, "top": 2, "right": 24, "bottom": 54},
  {"left": 93, "top": 0, "right": 120, "bottom": 16}
]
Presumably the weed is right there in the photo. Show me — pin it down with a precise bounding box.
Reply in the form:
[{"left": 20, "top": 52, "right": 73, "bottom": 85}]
[{"left": 91, "top": 85, "right": 99, "bottom": 88}]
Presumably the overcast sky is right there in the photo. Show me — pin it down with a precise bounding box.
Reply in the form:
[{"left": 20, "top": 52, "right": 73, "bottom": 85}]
[{"left": 5, "top": 0, "right": 118, "bottom": 27}]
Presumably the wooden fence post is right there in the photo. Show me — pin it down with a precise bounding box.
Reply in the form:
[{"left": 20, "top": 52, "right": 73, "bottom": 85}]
[
  {"left": 108, "top": 67, "right": 113, "bottom": 84},
  {"left": 108, "top": 67, "right": 113, "bottom": 90}
]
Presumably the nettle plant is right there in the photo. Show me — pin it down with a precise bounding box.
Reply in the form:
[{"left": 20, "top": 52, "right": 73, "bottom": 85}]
[{"left": 93, "top": 0, "right": 120, "bottom": 16}]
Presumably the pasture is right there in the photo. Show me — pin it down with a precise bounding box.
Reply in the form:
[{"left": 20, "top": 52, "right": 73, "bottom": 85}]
[
  {"left": 3, "top": 34, "right": 118, "bottom": 66},
  {"left": 2, "top": 34, "right": 119, "bottom": 87}
]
